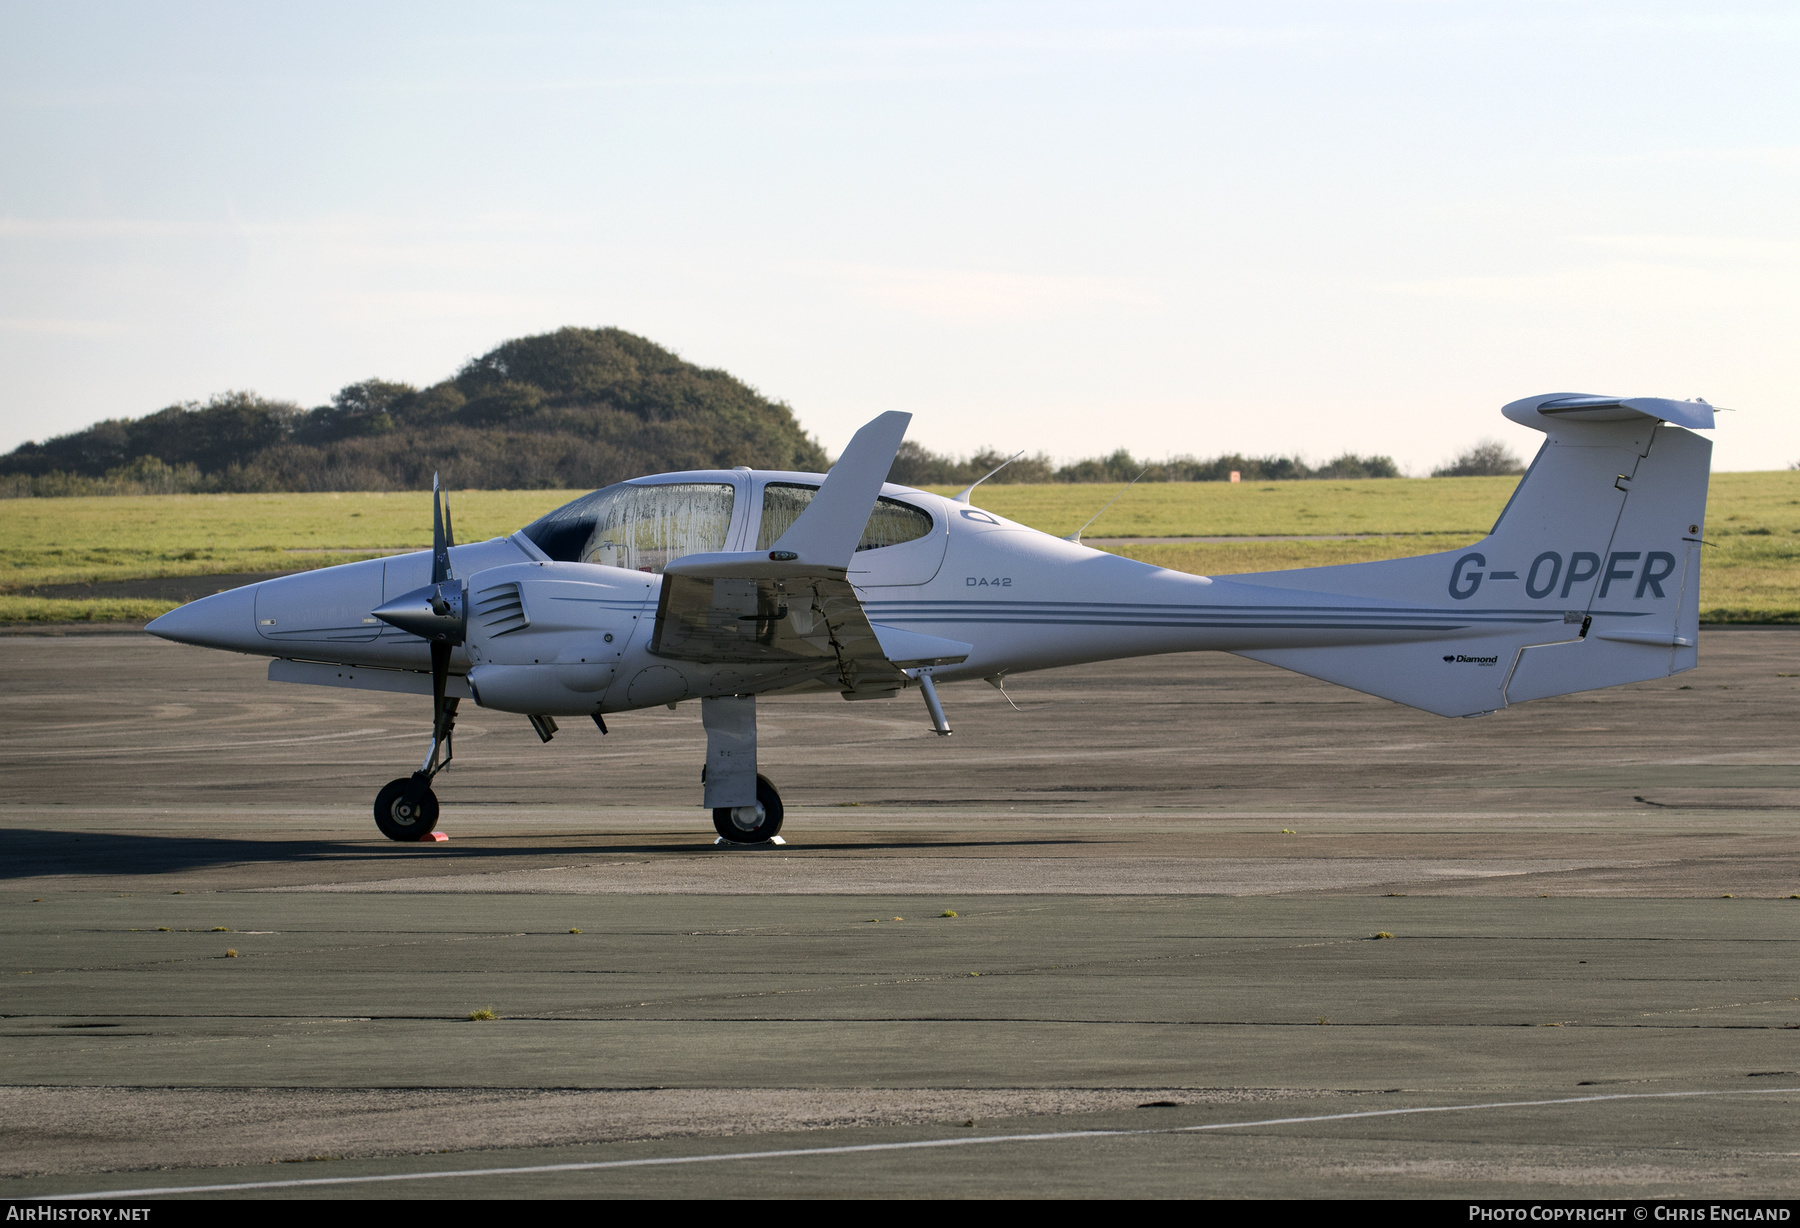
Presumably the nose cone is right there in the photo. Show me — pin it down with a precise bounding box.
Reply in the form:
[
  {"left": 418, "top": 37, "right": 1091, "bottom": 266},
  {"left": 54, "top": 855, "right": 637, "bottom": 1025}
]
[
  {"left": 372, "top": 582, "right": 466, "bottom": 643},
  {"left": 145, "top": 583, "right": 264, "bottom": 653}
]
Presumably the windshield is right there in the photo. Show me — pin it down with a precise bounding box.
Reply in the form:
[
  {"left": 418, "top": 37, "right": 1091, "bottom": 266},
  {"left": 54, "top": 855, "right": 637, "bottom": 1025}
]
[
  {"left": 756, "top": 483, "right": 935, "bottom": 551},
  {"left": 522, "top": 482, "right": 736, "bottom": 572}
]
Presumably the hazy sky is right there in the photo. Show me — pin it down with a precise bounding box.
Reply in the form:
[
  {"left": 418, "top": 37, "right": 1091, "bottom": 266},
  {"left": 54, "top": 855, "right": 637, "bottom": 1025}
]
[{"left": 2, "top": 1, "right": 1795, "bottom": 473}]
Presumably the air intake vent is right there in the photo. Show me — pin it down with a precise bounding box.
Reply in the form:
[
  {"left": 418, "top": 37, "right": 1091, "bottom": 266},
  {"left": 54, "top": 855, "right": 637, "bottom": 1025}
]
[{"left": 474, "top": 581, "right": 529, "bottom": 637}]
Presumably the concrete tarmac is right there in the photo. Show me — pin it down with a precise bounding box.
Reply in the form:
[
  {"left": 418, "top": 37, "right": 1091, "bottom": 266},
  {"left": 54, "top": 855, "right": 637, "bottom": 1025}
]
[{"left": 1, "top": 630, "right": 1797, "bottom": 1199}]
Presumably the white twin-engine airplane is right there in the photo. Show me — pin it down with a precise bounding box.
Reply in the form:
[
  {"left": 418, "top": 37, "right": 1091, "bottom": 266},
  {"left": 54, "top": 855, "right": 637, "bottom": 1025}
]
[{"left": 148, "top": 392, "right": 1715, "bottom": 846}]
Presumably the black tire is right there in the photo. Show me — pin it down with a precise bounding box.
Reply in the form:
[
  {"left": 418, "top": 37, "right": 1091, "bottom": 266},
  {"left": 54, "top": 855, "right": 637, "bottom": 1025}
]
[
  {"left": 374, "top": 775, "right": 440, "bottom": 841},
  {"left": 711, "top": 774, "right": 784, "bottom": 844}
]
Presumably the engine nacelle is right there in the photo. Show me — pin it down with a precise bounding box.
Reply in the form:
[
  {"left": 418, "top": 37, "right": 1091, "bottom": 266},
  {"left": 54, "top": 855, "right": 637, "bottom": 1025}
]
[{"left": 461, "top": 561, "right": 657, "bottom": 715}]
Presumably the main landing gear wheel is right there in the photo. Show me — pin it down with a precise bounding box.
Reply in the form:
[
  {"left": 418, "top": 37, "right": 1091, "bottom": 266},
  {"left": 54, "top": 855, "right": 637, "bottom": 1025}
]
[
  {"left": 712, "top": 774, "right": 784, "bottom": 844},
  {"left": 374, "top": 775, "right": 440, "bottom": 841}
]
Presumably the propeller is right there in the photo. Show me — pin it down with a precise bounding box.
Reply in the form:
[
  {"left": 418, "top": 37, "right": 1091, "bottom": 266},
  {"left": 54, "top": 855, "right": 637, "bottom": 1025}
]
[
  {"left": 369, "top": 474, "right": 468, "bottom": 786},
  {"left": 426, "top": 473, "right": 459, "bottom": 727},
  {"left": 372, "top": 474, "right": 467, "bottom": 647}
]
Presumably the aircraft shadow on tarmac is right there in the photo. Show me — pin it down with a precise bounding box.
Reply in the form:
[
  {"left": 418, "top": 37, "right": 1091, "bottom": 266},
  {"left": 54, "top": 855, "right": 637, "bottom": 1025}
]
[{"left": 0, "top": 829, "right": 1098, "bottom": 879}]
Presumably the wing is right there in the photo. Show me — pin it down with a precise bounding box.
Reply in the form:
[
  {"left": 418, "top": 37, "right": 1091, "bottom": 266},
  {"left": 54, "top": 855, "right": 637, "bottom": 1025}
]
[
  {"left": 650, "top": 572, "right": 908, "bottom": 696},
  {"left": 647, "top": 410, "right": 968, "bottom": 697}
]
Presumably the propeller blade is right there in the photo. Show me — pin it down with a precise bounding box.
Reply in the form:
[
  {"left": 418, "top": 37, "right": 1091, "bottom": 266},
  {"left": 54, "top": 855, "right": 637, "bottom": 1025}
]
[
  {"left": 444, "top": 491, "right": 456, "bottom": 553},
  {"left": 431, "top": 473, "right": 452, "bottom": 586},
  {"left": 431, "top": 640, "right": 450, "bottom": 715}
]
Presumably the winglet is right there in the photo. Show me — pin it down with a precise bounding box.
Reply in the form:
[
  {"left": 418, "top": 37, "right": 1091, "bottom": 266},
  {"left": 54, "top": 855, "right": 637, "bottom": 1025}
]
[{"left": 771, "top": 411, "right": 911, "bottom": 567}]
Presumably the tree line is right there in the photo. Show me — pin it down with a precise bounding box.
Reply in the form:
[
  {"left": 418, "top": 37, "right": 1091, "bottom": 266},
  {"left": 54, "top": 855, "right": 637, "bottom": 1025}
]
[
  {"left": 0, "top": 325, "right": 1525, "bottom": 496},
  {"left": 886, "top": 441, "right": 1414, "bottom": 488},
  {"left": 0, "top": 328, "right": 829, "bottom": 496}
]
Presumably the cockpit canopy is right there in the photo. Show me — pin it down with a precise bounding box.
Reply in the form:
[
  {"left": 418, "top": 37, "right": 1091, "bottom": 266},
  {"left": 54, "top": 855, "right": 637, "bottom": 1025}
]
[
  {"left": 521, "top": 475, "right": 934, "bottom": 573},
  {"left": 524, "top": 481, "right": 736, "bottom": 573}
]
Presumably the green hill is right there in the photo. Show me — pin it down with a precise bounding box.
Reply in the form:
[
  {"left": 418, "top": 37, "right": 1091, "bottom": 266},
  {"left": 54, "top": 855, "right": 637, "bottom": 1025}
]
[{"left": 0, "top": 327, "right": 829, "bottom": 493}]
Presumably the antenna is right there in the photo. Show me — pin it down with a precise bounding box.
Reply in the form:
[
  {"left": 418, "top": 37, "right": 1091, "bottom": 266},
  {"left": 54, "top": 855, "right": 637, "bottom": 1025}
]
[
  {"left": 1064, "top": 467, "right": 1150, "bottom": 544},
  {"left": 953, "top": 450, "right": 1025, "bottom": 504}
]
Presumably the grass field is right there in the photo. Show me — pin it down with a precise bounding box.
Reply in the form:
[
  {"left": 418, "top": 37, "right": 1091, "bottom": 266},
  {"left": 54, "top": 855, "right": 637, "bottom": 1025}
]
[
  {"left": 0, "top": 490, "right": 559, "bottom": 623},
  {"left": 2, "top": 471, "right": 1795, "bottom": 622},
  {"left": 918, "top": 475, "right": 1527, "bottom": 537},
  {"left": 940, "top": 472, "right": 1800, "bottom": 623}
]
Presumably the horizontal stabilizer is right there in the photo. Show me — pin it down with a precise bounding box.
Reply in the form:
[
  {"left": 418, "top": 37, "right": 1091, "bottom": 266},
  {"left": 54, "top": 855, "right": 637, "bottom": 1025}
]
[{"left": 1504, "top": 392, "right": 1716, "bottom": 431}]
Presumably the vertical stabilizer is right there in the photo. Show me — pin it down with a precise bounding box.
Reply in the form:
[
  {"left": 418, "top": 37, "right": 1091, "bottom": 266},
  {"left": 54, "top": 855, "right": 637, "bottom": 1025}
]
[
  {"left": 1503, "top": 420, "right": 1708, "bottom": 702},
  {"left": 1231, "top": 394, "right": 1712, "bottom": 716}
]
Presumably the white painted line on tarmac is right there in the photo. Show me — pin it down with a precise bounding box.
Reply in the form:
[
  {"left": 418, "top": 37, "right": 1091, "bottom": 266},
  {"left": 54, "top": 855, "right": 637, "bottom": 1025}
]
[{"left": 35, "top": 1085, "right": 1800, "bottom": 1200}]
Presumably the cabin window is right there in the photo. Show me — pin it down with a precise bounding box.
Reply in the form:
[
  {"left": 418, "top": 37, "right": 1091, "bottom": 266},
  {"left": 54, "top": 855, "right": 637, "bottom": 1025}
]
[
  {"left": 522, "top": 482, "right": 736, "bottom": 572},
  {"left": 755, "top": 483, "right": 934, "bottom": 552}
]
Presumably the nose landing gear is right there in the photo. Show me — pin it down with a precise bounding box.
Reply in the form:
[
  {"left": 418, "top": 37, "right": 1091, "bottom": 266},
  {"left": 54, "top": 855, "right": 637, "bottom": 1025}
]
[
  {"left": 374, "top": 691, "right": 456, "bottom": 842},
  {"left": 367, "top": 475, "right": 465, "bottom": 844}
]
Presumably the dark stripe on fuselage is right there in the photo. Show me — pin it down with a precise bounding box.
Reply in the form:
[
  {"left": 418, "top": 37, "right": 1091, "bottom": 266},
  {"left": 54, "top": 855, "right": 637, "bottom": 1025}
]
[{"left": 859, "top": 598, "right": 1648, "bottom": 635}]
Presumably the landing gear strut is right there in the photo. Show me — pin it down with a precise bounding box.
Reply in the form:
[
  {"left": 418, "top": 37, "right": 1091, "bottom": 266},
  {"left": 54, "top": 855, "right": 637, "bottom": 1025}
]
[
  {"left": 374, "top": 693, "right": 456, "bottom": 842},
  {"left": 703, "top": 694, "right": 784, "bottom": 844}
]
